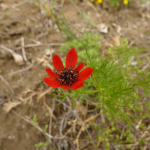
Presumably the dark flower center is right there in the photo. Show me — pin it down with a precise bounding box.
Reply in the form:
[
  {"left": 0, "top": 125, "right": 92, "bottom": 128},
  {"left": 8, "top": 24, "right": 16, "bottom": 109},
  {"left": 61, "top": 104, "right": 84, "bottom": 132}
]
[{"left": 56, "top": 66, "right": 79, "bottom": 86}]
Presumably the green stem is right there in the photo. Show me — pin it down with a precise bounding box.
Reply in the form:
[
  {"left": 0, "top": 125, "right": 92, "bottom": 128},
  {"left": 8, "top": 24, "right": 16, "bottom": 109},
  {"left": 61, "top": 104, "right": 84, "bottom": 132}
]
[
  {"left": 75, "top": 76, "right": 101, "bottom": 94},
  {"left": 93, "top": 75, "right": 101, "bottom": 90}
]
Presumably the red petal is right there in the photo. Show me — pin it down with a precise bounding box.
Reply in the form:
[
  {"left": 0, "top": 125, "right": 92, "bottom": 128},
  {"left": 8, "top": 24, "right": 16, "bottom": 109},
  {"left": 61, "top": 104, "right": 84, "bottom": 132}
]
[
  {"left": 53, "top": 55, "right": 64, "bottom": 71},
  {"left": 46, "top": 68, "right": 59, "bottom": 78},
  {"left": 66, "top": 48, "right": 78, "bottom": 69},
  {"left": 78, "top": 67, "right": 93, "bottom": 82},
  {"left": 71, "top": 81, "right": 84, "bottom": 90},
  {"left": 44, "top": 78, "right": 61, "bottom": 88},
  {"left": 75, "top": 62, "right": 84, "bottom": 71},
  {"left": 61, "top": 85, "right": 70, "bottom": 89}
]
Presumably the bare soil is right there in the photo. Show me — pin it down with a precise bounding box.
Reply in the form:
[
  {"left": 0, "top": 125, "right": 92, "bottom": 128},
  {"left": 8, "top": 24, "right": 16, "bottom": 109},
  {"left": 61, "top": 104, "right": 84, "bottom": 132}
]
[{"left": 0, "top": 0, "right": 150, "bottom": 150}]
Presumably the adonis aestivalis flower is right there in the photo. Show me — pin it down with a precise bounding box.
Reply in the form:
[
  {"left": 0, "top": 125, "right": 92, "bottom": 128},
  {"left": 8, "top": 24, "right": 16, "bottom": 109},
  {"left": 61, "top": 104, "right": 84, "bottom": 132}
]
[{"left": 44, "top": 48, "right": 93, "bottom": 90}]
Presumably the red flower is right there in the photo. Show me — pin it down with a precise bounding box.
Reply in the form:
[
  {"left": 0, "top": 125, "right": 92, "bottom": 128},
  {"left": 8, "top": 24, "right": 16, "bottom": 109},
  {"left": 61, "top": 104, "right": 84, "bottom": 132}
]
[{"left": 44, "top": 48, "right": 93, "bottom": 90}]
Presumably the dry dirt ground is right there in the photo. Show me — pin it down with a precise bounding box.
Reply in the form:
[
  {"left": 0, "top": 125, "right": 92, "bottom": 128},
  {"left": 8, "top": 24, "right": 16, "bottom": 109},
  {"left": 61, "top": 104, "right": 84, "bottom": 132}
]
[{"left": 0, "top": 0, "right": 150, "bottom": 150}]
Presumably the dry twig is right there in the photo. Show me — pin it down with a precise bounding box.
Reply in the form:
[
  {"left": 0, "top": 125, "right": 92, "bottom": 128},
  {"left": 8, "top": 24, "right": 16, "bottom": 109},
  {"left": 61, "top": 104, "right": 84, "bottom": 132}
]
[
  {"left": 0, "top": 75, "right": 14, "bottom": 95},
  {"left": 12, "top": 110, "right": 70, "bottom": 140},
  {"left": 74, "top": 112, "right": 101, "bottom": 149},
  {"left": 54, "top": 98, "right": 95, "bottom": 147},
  {"left": 9, "top": 61, "right": 34, "bottom": 76},
  {"left": 21, "top": 37, "right": 27, "bottom": 61},
  {"left": 12, "top": 110, "right": 53, "bottom": 139},
  {"left": 15, "top": 43, "right": 64, "bottom": 50}
]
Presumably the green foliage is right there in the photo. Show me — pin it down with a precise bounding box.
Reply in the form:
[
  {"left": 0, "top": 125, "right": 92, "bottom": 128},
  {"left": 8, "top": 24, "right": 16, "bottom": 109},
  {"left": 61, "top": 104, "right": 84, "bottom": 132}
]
[
  {"left": 59, "top": 35, "right": 149, "bottom": 124},
  {"left": 30, "top": 115, "right": 51, "bottom": 149},
  {"left": 54, "top": 11, "right": 77, "bottom": 40},
  {"left": 49, "top": 148, "right": 55, "bottom": 150},
  {"left": 60, "top": 32, "right": 102, "bottom": 62},
  {"left": 60, "top": 37, "right": 143, "bottom": 123},
  {"left": 31, "top": 114, "right": 39, "bottom": 126},
  {"left": 56, "top": 33, "right": 150, "bottom": 148},
  {"left": 108, "top": 39, "right": 150, "bottom": 100},
  {"left": 42, "top": 124, "right": 48, "bottom": 133},
  {"left": 35, "top": 140, "right": 49, "bottom": 148}
]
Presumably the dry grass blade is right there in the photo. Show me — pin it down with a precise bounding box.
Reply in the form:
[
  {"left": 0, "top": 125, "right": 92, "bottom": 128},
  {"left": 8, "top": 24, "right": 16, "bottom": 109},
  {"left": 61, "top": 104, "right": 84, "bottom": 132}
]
[
  {"left": 37, "top": 87, "right": 53, "bottom": 102},
  {"left": 0, "top": 75, "right": 14, "bottom": 95}
]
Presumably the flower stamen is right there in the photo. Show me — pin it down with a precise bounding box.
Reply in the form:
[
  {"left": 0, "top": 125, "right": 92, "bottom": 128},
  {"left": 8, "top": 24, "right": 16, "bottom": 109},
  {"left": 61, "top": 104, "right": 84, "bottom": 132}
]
[{"left": 56, "top": 68, "right": 79, "bottom": 86}]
